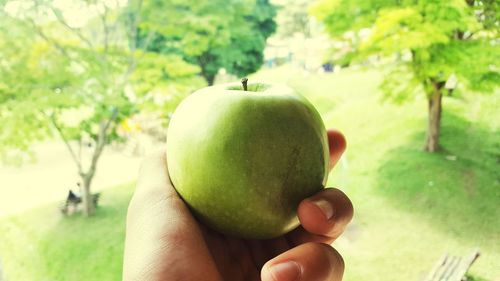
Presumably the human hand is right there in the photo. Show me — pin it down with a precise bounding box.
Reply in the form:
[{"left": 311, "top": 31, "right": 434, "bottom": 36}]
[{"left": 123, "top": 130, "right": 353, "bottom": 281}]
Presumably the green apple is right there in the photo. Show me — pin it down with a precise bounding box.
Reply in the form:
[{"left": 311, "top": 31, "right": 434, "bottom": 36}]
[{"left": 166, "top": 79, "right": 329, "bottom": 239}]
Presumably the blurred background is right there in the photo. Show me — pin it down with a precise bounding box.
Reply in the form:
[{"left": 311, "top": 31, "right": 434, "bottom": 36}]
[{"left": 0, "top": 0, "right": 499, "bottom": 280}]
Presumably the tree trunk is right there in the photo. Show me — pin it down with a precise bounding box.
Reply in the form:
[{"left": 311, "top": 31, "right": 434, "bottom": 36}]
[
  {"left": 50, "top": 109, "right": 117, "bottom": 217},
  {"left": 79, "top": 109, "right": 118, "bottom": 216},
  {"left": 199, "top": 65, "right": 215, "bottom": 85},
  {"left": 197, "top": 53, "right": 216, "bottom": 86},
  {"left": 425, "top": 82, "right": 443, "bottom": 152},
  {"left": 81, "top": 172, "right": 95, "bottom": 216},
  {"left": 205, "top": 73, "right": 215, "bottom": 86}
]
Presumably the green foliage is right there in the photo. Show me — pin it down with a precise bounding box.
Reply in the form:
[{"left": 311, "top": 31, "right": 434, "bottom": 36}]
[
  {"left": 310, "top": 0, "right": 388, "bottom": 37},
  {"left": 131, "top": 52, "right": 201, "bottom": 95},
  {"left": 0, "top": 1, "right": 203, "bottom": 163},
  {"left": 312, "top": 0, "right": 499, "bottom": 152},
  {"left": 130, "top": 51, "right": 206, "bottom": 121},
  {"left": 222, "top": 0, "right": 277, "bottom": 81},
  {"left": 311, "top": 0, "right": 499, "bottom": 99},
  {"left": 0, "top": 16, "right": 80, "bottom": 160},
  {"left": 139, "top": 0, "right": 277, "bottom": 84}
]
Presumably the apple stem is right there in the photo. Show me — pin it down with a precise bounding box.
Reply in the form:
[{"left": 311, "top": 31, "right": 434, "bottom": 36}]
[{"left": 241, "top": 77, "right": 248, "bottom": 91}]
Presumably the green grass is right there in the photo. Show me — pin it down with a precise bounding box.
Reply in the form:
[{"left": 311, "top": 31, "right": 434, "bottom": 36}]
[
  {"left": 0, "top": 65, "right": 499, "bottom": 280},
  {"left": 253, "top": 66, "right": 500, "bottom": 280},
  {"left": 0, "top": 183, "right": 134, "bottom": 281}
]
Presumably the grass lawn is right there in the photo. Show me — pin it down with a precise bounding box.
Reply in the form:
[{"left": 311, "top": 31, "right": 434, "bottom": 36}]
[
  {"left": 1, "top": 65, "right": 499, "bottom": 280},
  {"left": 253, "top": 66, "right": 500, "bottom": 281},
  {"left": 0, "top": 183, "right": 134, "bottom": 281}
]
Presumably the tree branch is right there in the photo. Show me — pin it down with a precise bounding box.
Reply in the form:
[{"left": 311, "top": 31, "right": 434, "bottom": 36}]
[
  {"left": 27, "top": 17, "right": 96, "bottom": 76},
  {"left": 120, "top": 0, "right": 147, "bottom": 83},
  {"left": 103, "top": 107, "right": 119, "bottom": 134},
  {"left": 99, "top": 4, "right": 110, "bottom": 53},
  {"left": 49, "top": 114, "right": 83, "bottom": 175},
  {"left": 51, "top": 7, "right": 95, "bottom": 50},
  {"left": 87, "top": 108, "right": 119, "bottom": 175},
  {"left": 28, "top": 18, "right": 71, "bottom": 59},
  {"left": 128, "top": 0, "right": 143, "bottom": 58}
]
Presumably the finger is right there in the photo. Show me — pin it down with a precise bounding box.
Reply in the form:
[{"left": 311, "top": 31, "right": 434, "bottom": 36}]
[
  {"left": 327, "top": 129, "right": 346, "bottom": 170},
  {"left": 124, "top": 150, "right": 221, "bottom": 281},
  {"left": 286, "top": 188, "right": 354, "bottom": 245},
  {"left": 261, "top": 242, "right": 344, "bottom": 281}
]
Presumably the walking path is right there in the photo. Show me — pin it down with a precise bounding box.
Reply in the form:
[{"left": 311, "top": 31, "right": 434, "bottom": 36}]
[{"left": 0, "top": 141, "right": 142, "bottom": 218}]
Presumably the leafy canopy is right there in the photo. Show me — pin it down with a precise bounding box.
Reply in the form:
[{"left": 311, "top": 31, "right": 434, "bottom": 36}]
[
  {"left": 311, "top": 0, "right": 499, "bottom": 100},
  {"left": 0, "top": 1, "right": 204, "bottom": 163},
  {"left": 139, "top": 0, "right": 277, "bottom": 84}
]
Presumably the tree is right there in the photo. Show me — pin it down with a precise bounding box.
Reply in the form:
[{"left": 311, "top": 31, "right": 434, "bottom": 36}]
[
  {"left": 311, "top": 0, "right": 499, "bottom": 152},
  {"left": 0, "top": 0, "right": 202, "bottom": 215},
  {"left": 139, "top": 0, "right": 277, "bottom": 85},
  {"left": 0, "top": 2, "right": 139, "bottom": 216}
]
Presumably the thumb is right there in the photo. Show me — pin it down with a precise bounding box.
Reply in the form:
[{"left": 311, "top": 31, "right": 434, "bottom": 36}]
[
  {"left": 123, "top": 150, "right": 220, "bottom": 281},
  {"left": 261, "top": 243, "right": 344, "bottom": 281}
]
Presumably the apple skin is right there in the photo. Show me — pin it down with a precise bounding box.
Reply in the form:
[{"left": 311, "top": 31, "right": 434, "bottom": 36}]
[{"left": 166, "top": 82, "right": 329, "bottom": 239}]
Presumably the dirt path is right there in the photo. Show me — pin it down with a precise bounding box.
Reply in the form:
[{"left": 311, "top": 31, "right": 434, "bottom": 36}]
[{"left": 0, "top": 141, "right": 142, "bottom": 218}]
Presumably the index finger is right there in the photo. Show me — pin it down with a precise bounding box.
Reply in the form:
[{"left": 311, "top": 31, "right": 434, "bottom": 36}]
[{"left": 327, "top": 129, "right": 346, "bottom": 170}]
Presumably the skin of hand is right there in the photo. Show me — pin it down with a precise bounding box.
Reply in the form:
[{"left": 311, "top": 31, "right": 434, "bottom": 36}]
[{"left": 123, "top": 130, "right": 353, "bottom": 281}]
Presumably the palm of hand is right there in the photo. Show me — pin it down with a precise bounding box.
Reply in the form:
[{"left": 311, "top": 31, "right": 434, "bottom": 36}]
[{"left": 201, "top": 224, "right": 292, "bottom": 280}]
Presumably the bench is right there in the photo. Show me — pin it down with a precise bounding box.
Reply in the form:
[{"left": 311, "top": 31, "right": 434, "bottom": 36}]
[
  {"left": 425, "top": 249, "right": 480, "bottom": 281},
  {"left": 60, "top": 190, "right": 101, "bottom": 215}
]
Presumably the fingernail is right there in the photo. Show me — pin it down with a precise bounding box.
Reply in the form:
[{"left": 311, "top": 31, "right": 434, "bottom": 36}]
[
  {"left": 267, "top": 261, "right": 301, "bottom": 281},
  {"left": 313, "top": 199, "right": 334, "bottom": 220}
]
